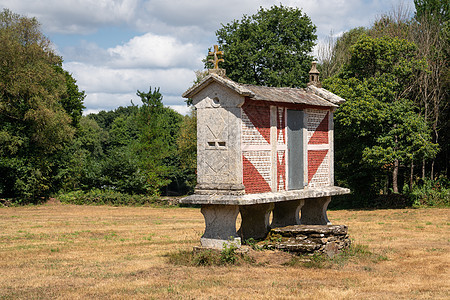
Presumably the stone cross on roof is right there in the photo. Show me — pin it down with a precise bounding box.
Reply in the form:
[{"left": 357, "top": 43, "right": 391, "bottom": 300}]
[{"left": 208, "top": 45, "right": 224, "bottom": 70}]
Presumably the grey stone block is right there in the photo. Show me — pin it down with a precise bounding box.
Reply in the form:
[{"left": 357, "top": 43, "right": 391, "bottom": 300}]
[
  {"left": 271, "top": 199, "right": 304, "bottom": 228},
  {"left": 300, "top": 196, "right": 331, "bottom": 225},
  {"left": 200, "top": 204, "right": 240, "bottom": 249},
  {"left": 238, "top": 203, "right": 274, "bottom": 240}
]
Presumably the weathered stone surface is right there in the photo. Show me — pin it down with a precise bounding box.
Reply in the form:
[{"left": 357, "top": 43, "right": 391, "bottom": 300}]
[
  {"left": 180, "top": 186, "right": 350, "bottom": 205},
  {"left": 324, "top": 242, "right": 339, "bottom": 258},
  {"left": 239, "top": 203, "right": 274, "bottom": 240},
  {"left": 195, "top": 183, "right": 245, "bottom": 195},
  {"left": 200, "top": 237, "right": 241, "bottom": 249},
  {"left": 300, "top": 196, "right": 331, "bottom": 225},
  {"left": 276, "top": 239, "right": 320, "bottom": 252},
  {"left": 271, "top": 225, "right": 348, "bottom": 236},
  {"left": 266, "top": 224, "right": 350, "bottom": 256},
  {"left": 271, "top": 199, "right": 304, "bottom": 228},
  {"left": 200, "top": 205, "right": 240, "bottom": 249}
]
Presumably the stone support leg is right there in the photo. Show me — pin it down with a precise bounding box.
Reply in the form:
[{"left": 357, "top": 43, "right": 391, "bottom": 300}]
[
  {"left": 200, "top": 204, "right": 241, "bottom": 249},
  {"left": 239, "top": 203, "right": 274, "bottom": 241},
  {"left": 300, "top": 196, "right": 331, "bottom": 225},
  {"left": 271, "top": 200, "right": 304, "bottom": 228}
]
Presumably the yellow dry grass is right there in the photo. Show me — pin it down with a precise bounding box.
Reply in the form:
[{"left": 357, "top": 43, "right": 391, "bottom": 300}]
[{"left": 0, "top": 203, "right": 449, "bottom": 299}]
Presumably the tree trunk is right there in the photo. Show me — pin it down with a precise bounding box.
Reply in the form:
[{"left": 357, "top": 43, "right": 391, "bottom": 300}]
[
  {"left": 422, "top": 158, "right": 426, "bottom": 179},
  {"left": 410, "top": 160, "right": 414, "bottom": 189},
  {"left": 431, "top": 160, "right": 435, "bottom": 181},
  {"left": 393, "top": 159, "right": 399, "bottom": 193}
]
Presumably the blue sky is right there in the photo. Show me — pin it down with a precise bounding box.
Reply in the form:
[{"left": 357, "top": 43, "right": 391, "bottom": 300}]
[{"left": 1, "top": 0, "right": 415, "bottom": 115}]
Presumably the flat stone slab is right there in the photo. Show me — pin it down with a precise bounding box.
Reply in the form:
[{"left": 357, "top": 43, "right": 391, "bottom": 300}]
[
  {"left": 179, "top": 186, "right": 350, "bottom": 205},
  {"left": 272, "top": 225, "right": 348, "bottom": 236},
  {"left": 264, "top": 224, "right": 351, "bottom": 257}
]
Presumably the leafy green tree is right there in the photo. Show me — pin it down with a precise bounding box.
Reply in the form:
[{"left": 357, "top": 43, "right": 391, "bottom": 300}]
[
  {"left": 58, "top": 67, "right": 86, "bottom": 128},
  {"left": 414, "top": 0, "right": 449, "bottom": 23},
  {"left": 135, "top": 87, "right": 182, "bottom": 195},
  {"left": 175, "top": 109, "right": 197, "bottom": 194},
  {"left": 108, "top": 114, "right": 139, "bottom": 149},
  {"left": 324, "top": 35, "right": 437, "bottom": 197},
  {"left": 0, "top": 9, "right": 83, "bottom": 200},
  {"left": 209, "top": 4, "right": 316, "bottom": 87},
  {"left": 88, "top": 105, "right": 138, "bottom": 131},
  {"left": 318, "top": 27, "right": 367, "bottom": 80},
  {"left": 413, "top": 0, "right": 449, "bottom": 179}
]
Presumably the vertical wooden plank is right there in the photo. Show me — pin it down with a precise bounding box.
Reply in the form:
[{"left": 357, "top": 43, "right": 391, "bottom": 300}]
[{"left": 287, "top": 109, "right": 304, "bottom": 190}]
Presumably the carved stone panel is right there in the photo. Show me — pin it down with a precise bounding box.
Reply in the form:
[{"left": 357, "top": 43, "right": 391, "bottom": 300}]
[{"left": 199, "top": 107, "right": 230, "bottom": 183}]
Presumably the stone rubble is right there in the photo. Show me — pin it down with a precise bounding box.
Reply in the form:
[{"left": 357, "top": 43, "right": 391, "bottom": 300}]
[{"left": 264, "top": 225, "right": 351, "bottom": 257}]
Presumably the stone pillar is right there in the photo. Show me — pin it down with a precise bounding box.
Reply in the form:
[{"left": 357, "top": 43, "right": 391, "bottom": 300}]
[
  {"left": 238, "top": 203, "right": 274, "bottom": 241},
  {"left": 271, "top": 199, "right": 304, "bottom": 228},
  {"left": 300, "top": 196, "right": 331, "bottom": 225},
  {"left": 200, "top": 204, "right": 241, "bottom": 249}
]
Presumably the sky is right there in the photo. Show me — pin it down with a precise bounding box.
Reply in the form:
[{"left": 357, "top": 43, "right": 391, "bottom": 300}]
[{"left": 1, "top": 0, "right": 415, "bottom": 115}]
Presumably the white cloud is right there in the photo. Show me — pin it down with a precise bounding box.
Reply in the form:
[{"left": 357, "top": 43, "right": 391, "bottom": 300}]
[
  {"left": 64, "top": 62, "right": 196, "bottom": 113},
  {"left": 107, "top": 33, "right": 203, "bottom": 69},
  {"left": 65, "top": 62, "right": 196, "bottom": 93},
  {"left": 3, "top": 0, "right": 415, "bottom": 115},
  {"left": 169, "top": 105, "right": 191, "bottom": 116},
  {"left": 2, "top": 0, "right": 139, "bottom": 34}
]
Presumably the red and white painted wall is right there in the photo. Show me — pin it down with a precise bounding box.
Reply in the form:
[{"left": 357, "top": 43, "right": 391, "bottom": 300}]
[{"left": 241, "top": 100, "right": 332, "bottom": 194}]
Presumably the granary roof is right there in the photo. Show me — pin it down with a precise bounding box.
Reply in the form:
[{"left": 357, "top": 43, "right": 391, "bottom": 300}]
[{"left": 182, "top": 73, "right": 345, "bottom": 107}]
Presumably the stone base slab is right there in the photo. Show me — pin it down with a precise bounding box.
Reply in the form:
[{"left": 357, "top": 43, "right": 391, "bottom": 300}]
[
  {"left": 265, "top": 225, "right": 351, "bottom": 257},
  {"left": 200, "top": 237, "right": 241, "bottom": 249}
]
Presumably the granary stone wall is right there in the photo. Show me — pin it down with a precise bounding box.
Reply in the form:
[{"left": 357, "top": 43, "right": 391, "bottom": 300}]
[{"left": 193, "top": 82, "right": 244, "bottom": 192}]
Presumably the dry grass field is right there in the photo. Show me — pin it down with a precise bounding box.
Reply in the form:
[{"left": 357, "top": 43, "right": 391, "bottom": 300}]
[{"left": 0, "top": 202, "right": 449, "bottom": 299}]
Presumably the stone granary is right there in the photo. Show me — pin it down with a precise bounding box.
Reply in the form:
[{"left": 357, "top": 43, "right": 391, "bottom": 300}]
[{"left": 180, "top": 49, "right": 350, "bottom": 249}]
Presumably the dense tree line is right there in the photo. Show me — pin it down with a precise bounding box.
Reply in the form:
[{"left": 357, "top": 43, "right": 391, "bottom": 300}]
[
  {"left": 209, "top": 4, "right": 448, "bottom": 207},
  {"left": 1, "top": 4, "right": 447, "bottom": 207},
  {"left": 59, "top": 89, "right": 197, "bottom": 197},
  {"left": 0, "top": 9, "right": 85, "bottom": 201},
  {"left": 0, "top": 9, "right": 196, "bottom": 203},
  {"left": 318, "top": 0, "right": 448, "bottom": 206}
]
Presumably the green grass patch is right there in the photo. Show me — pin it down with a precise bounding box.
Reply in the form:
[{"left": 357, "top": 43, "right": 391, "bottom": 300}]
[
  {"left": 285, "top": 243, "right": 388, "bottom": 268},
  {"left": 167, "top": 243, "right": 253, "bottom": 267},
  {"left": 57, "top": 189, "right": 168, "bottom": 206}
]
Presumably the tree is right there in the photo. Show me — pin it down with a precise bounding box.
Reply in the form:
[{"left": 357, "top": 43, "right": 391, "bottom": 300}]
[
  {"left": 317, "top": 27, "right": 367, "bottom": 80},
  {"left": 0, "top": 9, "right": 83, "bottom": 200},
  {"left": 135, "top": 87, "right": 182, "bottom": 195},
  {"left": 412, "top": 0, "right": 449, "bottom": 178},
  {"left": 58, "top": 67, "right": 86, "bottom": 128},
  {"left": 366, "top": 2, "right": 449, "bottom": 180},
  {"left": 324, "top": 35, "right": 437, "bottom": 197},
  {"left": 175, "top": 109, "right": 197, "bottom": 194},
  {"left": 414, "top": 0, "right": 449, "bottom": 23},
  {"left": 208, "top": 4, "right": 316, "bottom": 87}
]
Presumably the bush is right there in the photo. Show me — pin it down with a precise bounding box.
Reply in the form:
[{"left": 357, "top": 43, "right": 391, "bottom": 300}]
[
  {"left": 409, "top": 176, "right": 450, "bottom": 207},
  {"left": 168, "top": 243, "right": 252, "bottom": 267},
  {"left": 57, "top": 189, "right": 161, "bottom": 206}
]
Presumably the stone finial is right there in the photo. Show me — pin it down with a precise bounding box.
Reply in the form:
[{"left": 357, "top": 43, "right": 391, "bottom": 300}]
[
  {"left": 308, "top": 61, "right": 321, "bottom": 87},
  {"left": 208, "top": 45, "right": 226, "bottom": 77}
]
